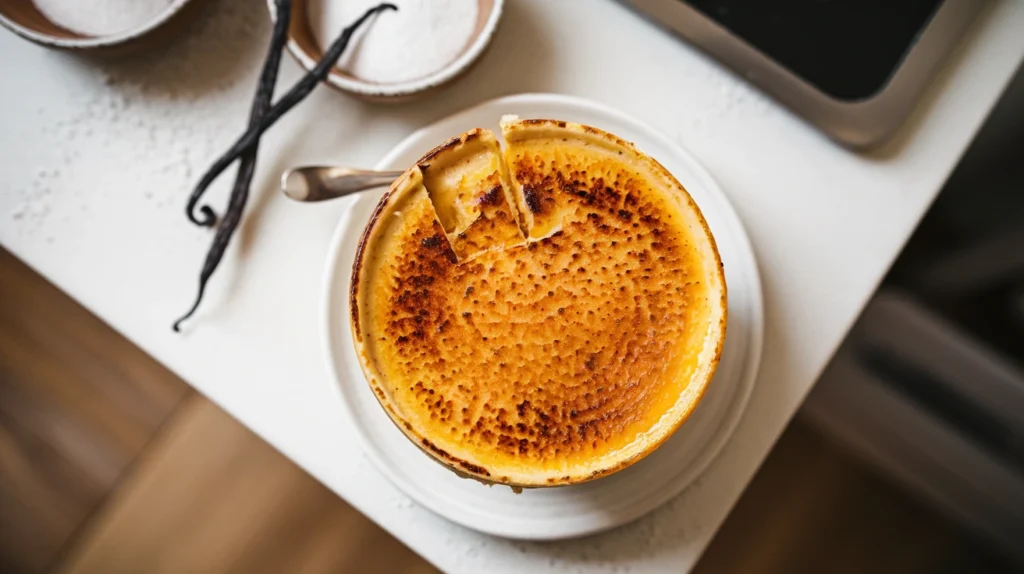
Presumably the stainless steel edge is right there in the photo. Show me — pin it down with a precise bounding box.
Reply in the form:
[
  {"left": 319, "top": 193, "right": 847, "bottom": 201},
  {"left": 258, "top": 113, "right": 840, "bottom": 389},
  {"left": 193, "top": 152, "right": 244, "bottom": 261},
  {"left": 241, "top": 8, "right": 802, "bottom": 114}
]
[{"left": 624, "top": 0, "right": 990, "bottom": 149}]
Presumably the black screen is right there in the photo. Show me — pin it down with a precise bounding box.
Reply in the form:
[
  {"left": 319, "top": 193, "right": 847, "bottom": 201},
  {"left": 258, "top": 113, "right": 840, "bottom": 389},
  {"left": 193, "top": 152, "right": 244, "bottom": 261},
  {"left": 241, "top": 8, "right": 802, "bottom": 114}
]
[{"left": 681, "top": 0, "right": 944, "bottom": 101}]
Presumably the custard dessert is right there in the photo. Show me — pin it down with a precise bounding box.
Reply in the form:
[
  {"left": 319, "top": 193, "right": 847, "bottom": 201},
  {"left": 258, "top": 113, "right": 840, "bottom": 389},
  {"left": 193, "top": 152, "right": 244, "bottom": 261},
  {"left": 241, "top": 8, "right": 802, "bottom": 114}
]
[{"left": 350, "top": 117, "right": 726, "bottom": 487}]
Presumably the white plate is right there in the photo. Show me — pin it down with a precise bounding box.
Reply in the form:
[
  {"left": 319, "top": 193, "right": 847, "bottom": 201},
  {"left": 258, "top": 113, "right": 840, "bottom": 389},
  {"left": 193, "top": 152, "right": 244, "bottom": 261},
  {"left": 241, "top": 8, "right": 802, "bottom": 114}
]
[{"left": 322, "top": 94, "right": 763, "bottom": 540}]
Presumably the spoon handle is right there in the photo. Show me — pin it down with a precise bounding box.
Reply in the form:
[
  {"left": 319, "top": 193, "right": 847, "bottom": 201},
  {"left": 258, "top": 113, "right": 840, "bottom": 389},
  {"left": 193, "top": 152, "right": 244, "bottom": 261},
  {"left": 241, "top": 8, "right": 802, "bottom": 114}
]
[{"left": 282, "top": 167, "right": 404, "bottom": 201}]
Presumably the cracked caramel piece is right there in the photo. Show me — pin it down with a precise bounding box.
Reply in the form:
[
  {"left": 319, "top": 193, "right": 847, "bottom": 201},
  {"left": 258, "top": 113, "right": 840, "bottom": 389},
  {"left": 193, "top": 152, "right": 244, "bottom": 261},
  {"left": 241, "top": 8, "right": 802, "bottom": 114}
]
[
  {"left": 350, "top": 118, "right": 726, "bottom": 488},
  {"left": 418, "top": 128, "right": 525, "bottom": 260}
]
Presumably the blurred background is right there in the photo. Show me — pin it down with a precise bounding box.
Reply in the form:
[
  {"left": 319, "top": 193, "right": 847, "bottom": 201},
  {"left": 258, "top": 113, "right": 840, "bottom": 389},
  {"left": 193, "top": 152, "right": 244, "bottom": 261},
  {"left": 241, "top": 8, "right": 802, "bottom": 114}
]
[{"left": 2, "top": 1, "right": 1023, "bottom": 573}]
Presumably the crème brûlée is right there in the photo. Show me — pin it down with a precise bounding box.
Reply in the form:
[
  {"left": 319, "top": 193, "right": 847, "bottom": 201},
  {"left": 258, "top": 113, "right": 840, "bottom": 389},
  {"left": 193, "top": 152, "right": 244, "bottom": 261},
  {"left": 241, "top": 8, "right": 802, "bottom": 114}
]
[{"left": 350, "top": 117, "right": 726, "bottom": 487}]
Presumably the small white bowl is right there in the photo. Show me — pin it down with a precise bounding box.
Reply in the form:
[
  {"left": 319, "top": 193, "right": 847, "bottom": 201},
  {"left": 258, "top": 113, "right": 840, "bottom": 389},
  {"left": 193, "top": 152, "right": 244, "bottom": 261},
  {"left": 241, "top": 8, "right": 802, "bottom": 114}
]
[
  {"left": 267, "top": 0, "right": 504, "bottom": 101},
  {"left": 0, "top": 0, "right": 205, "bottom": 54}
]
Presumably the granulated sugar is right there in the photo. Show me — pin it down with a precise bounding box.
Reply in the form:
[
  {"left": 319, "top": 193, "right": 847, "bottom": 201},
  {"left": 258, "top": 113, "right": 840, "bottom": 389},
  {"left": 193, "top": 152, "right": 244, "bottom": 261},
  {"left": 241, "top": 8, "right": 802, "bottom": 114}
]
[
  {"left": 309, "top": 0, "right": 478, "bottom": 84},
  {"left": 33, "top": 0, "right": 174, "bottom": 37}
]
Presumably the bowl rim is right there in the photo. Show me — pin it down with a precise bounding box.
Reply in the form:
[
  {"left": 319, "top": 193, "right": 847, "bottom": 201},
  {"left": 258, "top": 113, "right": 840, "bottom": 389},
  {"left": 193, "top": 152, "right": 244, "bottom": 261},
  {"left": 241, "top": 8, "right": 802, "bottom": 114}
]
[
  {"left": 266, "top": 0, "right": 504, "bottom": 98},
  {"left": 0, "top": 0, "right": 194, "bottom": 49}
]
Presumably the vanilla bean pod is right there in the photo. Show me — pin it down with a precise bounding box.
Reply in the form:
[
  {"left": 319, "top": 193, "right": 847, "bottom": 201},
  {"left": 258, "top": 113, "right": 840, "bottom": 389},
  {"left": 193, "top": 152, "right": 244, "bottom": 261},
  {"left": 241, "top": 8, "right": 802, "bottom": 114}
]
[
  {"left": 173, "top": 2, "right": 397, "bottom": 332},
  {"left": 180, "top": 3, "right": 396, "bottom": 229},
  {"left": 184, "top": 0, "right": 293, "bottom": 228}
]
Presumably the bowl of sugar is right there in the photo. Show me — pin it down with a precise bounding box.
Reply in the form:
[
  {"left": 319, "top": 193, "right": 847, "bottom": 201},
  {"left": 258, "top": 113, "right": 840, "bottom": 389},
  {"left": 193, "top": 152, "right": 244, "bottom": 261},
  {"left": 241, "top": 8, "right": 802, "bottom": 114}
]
[
  {"left": 268, "top": 0, "right": 504, "bottom": 101},
  {"left": 0, "top": 0, "right": 205, "bottom": 53}
]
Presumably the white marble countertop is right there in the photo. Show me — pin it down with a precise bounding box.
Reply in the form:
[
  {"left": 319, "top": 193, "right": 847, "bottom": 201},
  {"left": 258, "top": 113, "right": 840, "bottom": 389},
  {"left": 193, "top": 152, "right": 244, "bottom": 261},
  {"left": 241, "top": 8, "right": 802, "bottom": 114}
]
[{"left": 2, "top": 1, "right": 1022, "bottom": 572}]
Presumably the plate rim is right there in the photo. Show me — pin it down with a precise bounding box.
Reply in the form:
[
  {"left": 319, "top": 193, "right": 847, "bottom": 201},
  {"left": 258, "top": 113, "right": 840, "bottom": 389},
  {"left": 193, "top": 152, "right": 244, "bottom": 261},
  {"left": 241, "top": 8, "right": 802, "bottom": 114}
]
[{"left": 321, "top": 93, "right": 764, "bottom": 540}]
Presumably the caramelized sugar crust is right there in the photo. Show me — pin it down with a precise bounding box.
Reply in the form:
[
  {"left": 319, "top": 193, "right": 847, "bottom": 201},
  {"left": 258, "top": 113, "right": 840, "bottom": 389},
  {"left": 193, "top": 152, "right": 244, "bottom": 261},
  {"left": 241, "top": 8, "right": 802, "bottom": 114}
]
[{"left": 351, "top": 120, "right": 725, "bottom": 486}]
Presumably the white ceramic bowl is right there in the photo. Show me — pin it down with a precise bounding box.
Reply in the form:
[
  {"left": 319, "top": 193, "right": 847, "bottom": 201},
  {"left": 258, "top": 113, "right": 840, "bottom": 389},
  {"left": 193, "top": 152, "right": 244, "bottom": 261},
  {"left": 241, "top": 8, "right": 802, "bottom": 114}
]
[
  {"left": 267, "top": 0, "right": 504, "bottom": 101},
  {"left": 0, "top": 0, "right": 205, "bottom": 54},
  {"left": 322, "top": 94, "right": 765, "bottom": 538}
]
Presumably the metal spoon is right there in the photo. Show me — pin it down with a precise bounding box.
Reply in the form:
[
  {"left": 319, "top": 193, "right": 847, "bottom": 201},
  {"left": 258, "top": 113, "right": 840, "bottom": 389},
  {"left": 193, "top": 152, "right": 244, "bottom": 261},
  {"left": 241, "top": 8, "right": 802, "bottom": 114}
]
[{"left": 281, "top": 166, "right": 403, "bottom": 202}]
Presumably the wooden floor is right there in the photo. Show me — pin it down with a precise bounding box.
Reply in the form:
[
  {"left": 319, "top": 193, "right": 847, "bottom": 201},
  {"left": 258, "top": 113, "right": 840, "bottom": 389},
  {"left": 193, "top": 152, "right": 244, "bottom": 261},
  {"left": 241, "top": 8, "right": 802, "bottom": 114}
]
[
  {"left": 0, "top": 247, "right": 1008, "bottom": 573},
  {"left": 0, "top": 249, "right": 433, "bottom": 574}
]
